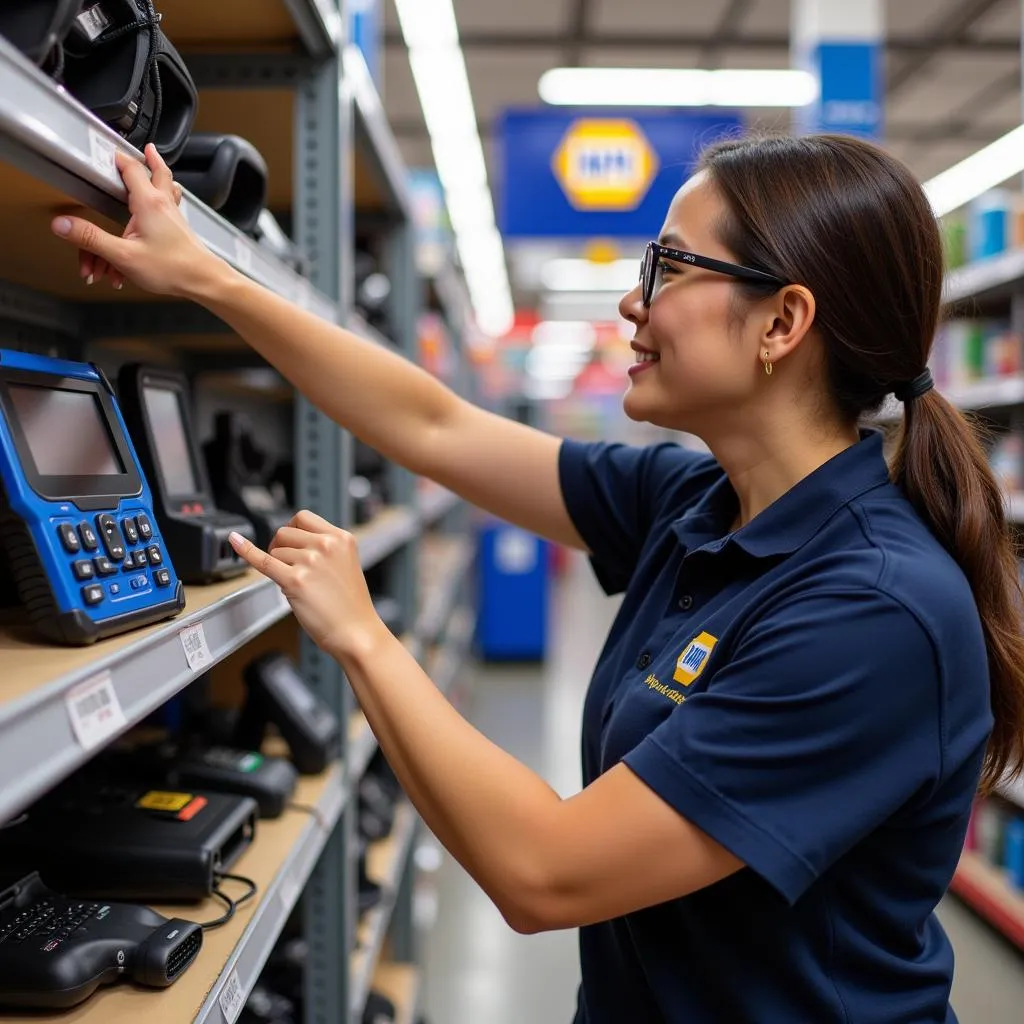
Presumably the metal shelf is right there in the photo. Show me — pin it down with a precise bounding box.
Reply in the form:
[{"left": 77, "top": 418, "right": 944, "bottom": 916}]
[
  {"left": 419, "top": 486, "right": 461, "bottom": 527},
  {"left": 431, "top": 606, "right": 477, "bottom": 699},
  {"left": 0, "top": 35, "right": 336, "bottom": 320},
  {"left": 416, "top": 538, "right": 474, "bottom": 645},
  {"left": 371, "top": 963, "right": 421, "bottom": 1024},
  {"left": 348, "top": 46, "right": 414, "bottom": 221},
  {"left": 940, "top": 375, "right": 1024, "bottom": 410},
  {"left": 350, "top": 803, "right": 420, "bottom": 1017},
  {"left": 357, "top": 506, "right": 421, "bottom": 570},
  {"left": 950, "top": 849, "right": 1024, "bottom": 951},
  {"left": 944, "top": 249, "right": 1024, "bottom": 308},
  {"left": 1, "top": 760, "right": 347, "bottom": 1024},
  {"left": 0, "top": 507, "right": 419, "bottom": 825}
]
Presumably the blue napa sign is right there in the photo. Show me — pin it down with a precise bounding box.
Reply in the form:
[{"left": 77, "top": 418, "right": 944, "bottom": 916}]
[
  {"left": 797, "top": 42, "right": 882, "bottom": 139},
  {"left": 498, "top": 109, "right": 745, "bottom": 240}
]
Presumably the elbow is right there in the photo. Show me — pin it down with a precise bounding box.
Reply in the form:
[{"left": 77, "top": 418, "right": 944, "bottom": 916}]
[{"left": 493, "top": 867, "right": 574, "bottom": 935}]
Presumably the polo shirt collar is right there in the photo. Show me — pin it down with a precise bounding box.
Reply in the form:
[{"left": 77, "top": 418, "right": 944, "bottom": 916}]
[{"left": 671, "top": 431, "right": 891, "bottom": 560}]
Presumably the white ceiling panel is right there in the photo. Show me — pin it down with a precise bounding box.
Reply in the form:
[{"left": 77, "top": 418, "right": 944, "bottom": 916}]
[
  {"left": 452, "top": 0, "right": 572, "bottom": 34},
  {"left": 381, "top": 44, "right": 423, "bottom": 123},
  {"left": 886, "top": 52, "right": 1020, "bottom": 121},
  {"left": 580, "top": 46, "right": 705, "bottom": 68},
  {"left": 965, "top": 0, "right": 1021, "bottom": 41},
  {"left": 715, "top": 46, "right": 791, "bottom": 69},
  {"left": 463, "top": 49, "right": 563, "bottom": 120},
  {"left": 737, "top": 0, "right": 790, "bottom": 37},
  {"left": 592, "top": 0, "right": 723, "bottom": 36},
  {"left": 886, "top": 0, "right": 963, "bottom": 38}
]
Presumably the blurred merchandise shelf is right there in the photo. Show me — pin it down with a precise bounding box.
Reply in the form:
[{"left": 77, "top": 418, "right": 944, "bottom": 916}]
[{"left": 950, "top": 849, "right": 1024, "bottom": 951}]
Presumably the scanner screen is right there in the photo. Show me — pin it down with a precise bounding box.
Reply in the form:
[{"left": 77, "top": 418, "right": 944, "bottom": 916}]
[
  {"left": 143, "top": 386, "right": 198, "bottom": 497},
  {"left": 9, "top": 384, "right": 124, "bottom": 477}
]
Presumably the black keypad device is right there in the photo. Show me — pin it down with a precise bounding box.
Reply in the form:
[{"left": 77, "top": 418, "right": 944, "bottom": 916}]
[
  {"left": 71, "top": 560, "right": 94, "bottom": 581},
  {"left": 77, "top": 522, "right": 98, "bottom": 551},
  {"left": 92, "top": 556, "right": 116, "bottom": 577},
  {"left": 153, "top": 568, "right": 171, "bottom": 587},
  {"left": 121, "top": 517, "right": 139, "bottom": 544},
  {"left": 81, "top": 585, "right": 103, "bottom": 606},
  {"left": 57, "top": 524, "right": 80, "bottom": 554},
  {"left": 95, "top": 514, "right": 125, "bottom": 561},
  {"left": 145, "top": 546, "right": 162, "bottom": 566},
  {"left": 135, "top": 514, "right": 153, "bottom": 542}
]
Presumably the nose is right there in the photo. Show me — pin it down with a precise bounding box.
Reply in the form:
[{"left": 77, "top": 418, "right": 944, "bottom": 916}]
[{"left": 619, "top": 281, "right": 648, "bottom": 327}]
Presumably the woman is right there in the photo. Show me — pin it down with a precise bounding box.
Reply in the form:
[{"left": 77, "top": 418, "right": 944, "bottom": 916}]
[{"left": 54, "top": 133, "right": 1024, "bottom": 1023}]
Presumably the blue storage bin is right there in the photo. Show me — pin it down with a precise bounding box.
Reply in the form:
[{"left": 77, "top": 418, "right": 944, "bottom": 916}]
[{"left": 477, "top": 521, "right": 549, "bottom": 661}]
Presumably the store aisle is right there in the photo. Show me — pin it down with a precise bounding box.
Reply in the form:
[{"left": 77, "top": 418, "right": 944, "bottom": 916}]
[{"left": 420, "top": 552, "right": 1024, "bottom": 1024}]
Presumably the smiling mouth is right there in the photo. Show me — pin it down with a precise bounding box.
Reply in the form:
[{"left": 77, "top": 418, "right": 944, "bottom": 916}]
[{"left": 634, "top": 351, "right": 660, "bottom": 364}]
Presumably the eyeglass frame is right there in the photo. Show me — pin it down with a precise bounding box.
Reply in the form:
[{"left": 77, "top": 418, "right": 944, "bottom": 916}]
[{"left": 640, "top": 241, "right": 789, "bottom": 308}]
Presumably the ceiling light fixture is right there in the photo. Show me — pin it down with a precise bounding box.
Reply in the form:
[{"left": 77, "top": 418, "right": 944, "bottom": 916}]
[
  {"left": 923, "top": 125, "right": 1024, "bottom": 219},
  {"left": 538, "top": 68, "right": 819, "bottom": 108},
  {"left": 393, "top": 0, "right": 514, "bottom": 336}
]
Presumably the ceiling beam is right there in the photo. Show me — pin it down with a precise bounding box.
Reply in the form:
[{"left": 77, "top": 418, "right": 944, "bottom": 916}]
[
  {"left": 384, "top": 30, "right": 1021, "bottom": 56},
  {"left": 703, "top": 0, "right": 754, "bottom": 68},
  {"left": 887, "top": 0, "right": 1009, "bottom": 96},
  {"left": 565, "top": 0, "right": 591, "bottom": 66}
]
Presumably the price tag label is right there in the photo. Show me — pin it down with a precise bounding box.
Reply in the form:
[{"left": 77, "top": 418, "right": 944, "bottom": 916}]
[
  {"left": 234, "top": 238, "right": 254, "bottom": 274},
  {"left": 218, "top": 968, "right": 245, "bottom": 1024},
  {"left": 179, "top": 623, "right": 212, "bottom": 672},
  {"left": 279, "top": 871, "right": 301, "bottom": 914},
  {"left": 66, "top": 671, "right": 126, "bottom": 751},
  {"left": 87, "top": 129, "right": 120, "bottom": 187}
]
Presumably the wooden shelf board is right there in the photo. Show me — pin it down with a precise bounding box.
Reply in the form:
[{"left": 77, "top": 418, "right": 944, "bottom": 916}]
[{"left": 371, "top": 962, "right": 420, "bottom": 1024}]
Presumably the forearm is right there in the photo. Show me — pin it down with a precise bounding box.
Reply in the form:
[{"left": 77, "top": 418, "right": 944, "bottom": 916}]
[
  {"left": 188, "top": 262, "right": 460, "bottom": 475},
  {"left": 339, "top": 630, "right": 564, "bottom": 926}
]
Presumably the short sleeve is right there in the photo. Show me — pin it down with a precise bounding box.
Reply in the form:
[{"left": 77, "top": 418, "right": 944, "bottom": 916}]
[
  {"left": 623, "top": 589, "right": 943, "bottom": 904},
  {"left": 558, "top": 440, "right": 716, "bottom": 595}
]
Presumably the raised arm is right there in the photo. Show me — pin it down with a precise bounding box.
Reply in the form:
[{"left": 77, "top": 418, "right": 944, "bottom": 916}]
[{"left": 54, "top": 146, "right": 585, "bottom": 550}]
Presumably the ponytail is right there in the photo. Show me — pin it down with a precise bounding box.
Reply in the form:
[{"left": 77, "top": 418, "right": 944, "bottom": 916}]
[{"left": 892, "top": 392, "right": 1024, "bottom": 793}]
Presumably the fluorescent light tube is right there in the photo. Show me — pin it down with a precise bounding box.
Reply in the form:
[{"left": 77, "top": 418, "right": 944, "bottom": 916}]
[
  {"left": 923, "top": 125, "right": 1024, "bottom": 218},
  {"left": 539, "top": 68, "right": 818, "bottom": 108},
  {"left": 392, "top": 0, "right": 458, "bottom": 48}
]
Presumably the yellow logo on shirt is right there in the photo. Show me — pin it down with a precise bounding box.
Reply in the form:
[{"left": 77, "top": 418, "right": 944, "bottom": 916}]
[{"left": 673, "top": 632, "right": 718, "bottom": 686}]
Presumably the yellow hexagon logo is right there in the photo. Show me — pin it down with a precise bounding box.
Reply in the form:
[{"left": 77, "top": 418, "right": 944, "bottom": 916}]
[{"left": 553, "top": 119, "right": 659, "bottom": 212}]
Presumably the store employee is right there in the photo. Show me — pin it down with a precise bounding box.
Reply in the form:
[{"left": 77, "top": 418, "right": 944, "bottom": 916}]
[{"left": 54, "top": 134, "right": 1023, "bottom": 1023}]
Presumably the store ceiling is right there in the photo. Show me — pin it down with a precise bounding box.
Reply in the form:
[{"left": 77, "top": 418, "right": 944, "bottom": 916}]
[{"left": 381, "top": 0, "right": 1024, "bottom": 312}]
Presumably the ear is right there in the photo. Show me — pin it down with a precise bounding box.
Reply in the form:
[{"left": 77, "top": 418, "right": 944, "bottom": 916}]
[{"left": 761, "top": 284, "right": 816, "bottom": 363}]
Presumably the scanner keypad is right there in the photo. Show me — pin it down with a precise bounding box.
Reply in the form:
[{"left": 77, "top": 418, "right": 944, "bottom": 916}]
[{"left": 57, "top": 510, "right": 168, "bottom": 608}]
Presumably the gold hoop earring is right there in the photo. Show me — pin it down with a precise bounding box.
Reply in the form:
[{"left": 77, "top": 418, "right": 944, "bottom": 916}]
[{"left": 763, "top": 350, "right": 773, "bottom": 377}]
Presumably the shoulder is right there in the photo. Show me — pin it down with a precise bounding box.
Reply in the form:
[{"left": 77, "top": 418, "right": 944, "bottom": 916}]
[{"left": 559, "top": 438, "right": 722, "bottom": 511}]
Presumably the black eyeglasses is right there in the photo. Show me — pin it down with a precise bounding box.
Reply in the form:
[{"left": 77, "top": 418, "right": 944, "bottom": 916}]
[{"left": 640, "top": 241, "right": 788, "bottom": 307}]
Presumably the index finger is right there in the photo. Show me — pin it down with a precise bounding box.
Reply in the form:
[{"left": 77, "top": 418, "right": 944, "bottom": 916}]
[{"left": 229, "top": 531, "right": 293, "bottom": 587}]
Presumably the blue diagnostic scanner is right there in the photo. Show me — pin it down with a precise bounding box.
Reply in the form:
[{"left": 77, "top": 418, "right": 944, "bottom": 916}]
[{"left": 0, "top": 349, "right": 185, "bottom": 645}]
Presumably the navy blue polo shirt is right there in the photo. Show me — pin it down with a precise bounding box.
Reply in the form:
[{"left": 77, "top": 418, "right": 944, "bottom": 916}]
[{"left": 559, "top": 431, "right": 992, "bottom": 1024}]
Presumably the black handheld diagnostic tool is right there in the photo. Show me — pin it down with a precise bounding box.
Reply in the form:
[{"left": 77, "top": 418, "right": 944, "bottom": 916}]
[
  {"left": 110, "top": 742, "right": 299, "bottom": 820},
  {"left": 235, "top": 652, "right": 342, "bottom": 775},
  {"left": 117, "top": 365, "right": 256, "bottom": 584},
  {"left": 202, "top": 411, "right": 295, "bottom": 549},
  {"left": 0, "top": 872, "right": 202, "bottom": 1010},
  {"left": 0, "top": 349, "right": 185, "bottom": 644},
  {"left": 0, "top": 782, "right": 258, "bottom": 902}
]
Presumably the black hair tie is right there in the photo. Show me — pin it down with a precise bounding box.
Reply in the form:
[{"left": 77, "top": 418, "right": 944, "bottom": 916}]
[{"left": 893, "top": 369, "right": 934, "bottom": 403}]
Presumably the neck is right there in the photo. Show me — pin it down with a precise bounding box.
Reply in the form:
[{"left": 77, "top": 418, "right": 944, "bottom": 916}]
[{"left": 708, "top": 418, "right": 861, "bottom": 530}]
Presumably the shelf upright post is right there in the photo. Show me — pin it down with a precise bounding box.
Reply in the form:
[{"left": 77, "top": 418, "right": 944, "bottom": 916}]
[{"left": 293, "top": 17, "right": 356, "bottom": 1023}]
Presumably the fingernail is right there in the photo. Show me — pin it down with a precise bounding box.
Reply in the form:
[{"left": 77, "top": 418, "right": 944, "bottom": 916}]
[
  {"left": 228, "top": 531, "right": 244, "bottom": 548},
  {"left": 53, "top": 217, "right": 71, "bottom": 237},
  {"left": 85, "top": 274, "right": 94, "bottom": 286},
  {"left": 113, "top": 281, "right": 124, "bottom": 291}
]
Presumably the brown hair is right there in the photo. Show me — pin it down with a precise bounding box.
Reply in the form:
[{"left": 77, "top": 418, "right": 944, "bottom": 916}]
[{"left": 699, "top": 133, "right": 1024, "bottom": 793}]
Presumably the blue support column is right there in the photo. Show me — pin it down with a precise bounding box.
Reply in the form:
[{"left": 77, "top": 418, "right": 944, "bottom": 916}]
[{"left": 791, "top": 0, "right": 883, "bottom": 140}]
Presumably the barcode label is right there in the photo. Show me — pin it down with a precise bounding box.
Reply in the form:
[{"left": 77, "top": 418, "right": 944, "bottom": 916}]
[
  {"left": 234, "top": 239, "right": 253, "bottom": 274},
  {"left": 218, "top": 968, "right": 244, "bottom": 1024},
  {"left": 87, "top": 129, "right": 119, "bottom": 187},
  {"left": 179, "top": 623, "right": 212, "bottom": 672},
  {"left": 66, "top": 672, "right": 126, "bottom": 751},
  {"left": 279, "top": 871, "right": 300, "bottom": 914}
]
